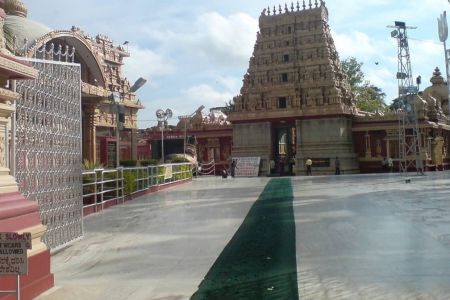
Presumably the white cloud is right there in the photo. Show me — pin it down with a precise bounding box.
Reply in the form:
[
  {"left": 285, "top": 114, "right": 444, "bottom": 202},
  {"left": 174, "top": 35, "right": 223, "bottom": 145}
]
[
  {"left": 140, "top": 12, "right": 258, "bottom": 68},
  {"left": 410, "top": 39, "right": 443, "bottom": 65},
  {"left": 365, "top": 67, "right": 397, "bottom": 102},
  {"left": 216, "top": 76, "right": 241, "bottom": 91},
  {"left": 183, "top": 84, "right": 234, "bottom": 108},
  {"left": 333, "top": 30, "right": 386, "bottom": 58},
  {"left": 196, "top": 12, "right": 258, "bottom": 65},
  {"left": 333, "top": 30, "right": 400, "bottom": 102},
  {"left": 123, "top": 45, "right": 176, "bottom": 84}
]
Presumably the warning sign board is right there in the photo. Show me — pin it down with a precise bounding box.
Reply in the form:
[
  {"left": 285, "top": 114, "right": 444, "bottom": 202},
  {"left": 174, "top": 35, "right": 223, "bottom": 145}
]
[
  {"left": 0, "top": 232, "right": 31, "bottom": 275},
  {"left": 234, "top": 157, "right": 261, "bottom": 177},
  {"left": 164, "top": 165, "right": 173, "bottom": 180}
]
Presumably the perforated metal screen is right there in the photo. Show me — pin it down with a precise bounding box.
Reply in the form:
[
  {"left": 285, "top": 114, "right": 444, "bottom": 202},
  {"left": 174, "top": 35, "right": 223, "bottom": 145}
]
[{"left": 15, "top": 58, "right": 82, "bottom": 249}]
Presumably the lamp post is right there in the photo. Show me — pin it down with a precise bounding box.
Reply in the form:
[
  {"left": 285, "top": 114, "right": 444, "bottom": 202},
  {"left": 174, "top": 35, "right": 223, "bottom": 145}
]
[
  {"left": 111, "top": 92, "right": 123, "bottom": 167},
  {"left": 156, "top": 108, "right": 173, "bottom": 162}
]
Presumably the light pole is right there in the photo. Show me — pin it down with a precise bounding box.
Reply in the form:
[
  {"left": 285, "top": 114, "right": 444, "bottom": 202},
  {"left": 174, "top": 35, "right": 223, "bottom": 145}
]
[
  {"left": 156, "top": 108, "right": 173, "bottom": 162},
  {"left": 111, "top": 92, "right": 123, "bottom": 167}
]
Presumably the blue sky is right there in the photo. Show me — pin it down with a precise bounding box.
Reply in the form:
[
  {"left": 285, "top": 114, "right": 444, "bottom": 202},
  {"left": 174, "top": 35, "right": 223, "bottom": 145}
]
[{"left": 25, "top": 0, "right": 448, "bottom": 127}]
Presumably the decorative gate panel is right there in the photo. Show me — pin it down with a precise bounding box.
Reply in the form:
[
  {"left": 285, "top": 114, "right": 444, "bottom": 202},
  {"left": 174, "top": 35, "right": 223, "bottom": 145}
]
[{"left": 15, "top": 58, "right": 82, "bottom": 249}]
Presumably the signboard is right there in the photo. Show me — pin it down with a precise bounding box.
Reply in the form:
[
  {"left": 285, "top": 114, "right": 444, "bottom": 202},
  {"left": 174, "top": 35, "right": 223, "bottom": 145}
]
[
  {"left": 164, "top": 165, "right": 173, "bottom": 180},
  {"left": 234, "top": 157, "right": 261, "bottom": 177},
  {"left": 0, "top": 232, "right": 31, "bottom": 275}
]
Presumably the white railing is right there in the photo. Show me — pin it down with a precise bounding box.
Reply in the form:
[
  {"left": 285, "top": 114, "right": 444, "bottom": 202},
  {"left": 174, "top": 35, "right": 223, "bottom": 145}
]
[
  {"left": 197, "top": 160, "right": 216, "bottom": 176},
  {"left": 82, "top": 163, "right": 192, "bottom": 211}
]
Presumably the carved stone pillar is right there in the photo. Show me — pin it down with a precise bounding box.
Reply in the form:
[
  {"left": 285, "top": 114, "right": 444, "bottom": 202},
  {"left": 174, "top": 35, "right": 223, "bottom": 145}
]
[
  {"left": 385, "top": 138, "right": 390, "bottom": 159},
  {"left": 432, "top": 136, "right": 444, "bottom": 167},
  {"left": 365, "top": 131, "right": 371, "bottom": 158},
  {"left": 82, "top": 105, "right": 97, "bottom": 163},
  {"left": 426, "top": 137, "right": 433, "bottom": 160},
  {"left": 376, "top": 138, "right": 382, "bottom": 157},
  {"left": 444, "top": 133, "right": 449, "bottom": 159},
  {"left": 0, "top": 94, "right": 17, "bottom": 193}
]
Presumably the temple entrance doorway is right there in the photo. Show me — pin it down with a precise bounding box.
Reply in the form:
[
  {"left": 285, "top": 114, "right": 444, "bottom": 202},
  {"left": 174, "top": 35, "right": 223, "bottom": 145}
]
[{"left": 271, "top": 123, "right": 296, "bottom": 176}]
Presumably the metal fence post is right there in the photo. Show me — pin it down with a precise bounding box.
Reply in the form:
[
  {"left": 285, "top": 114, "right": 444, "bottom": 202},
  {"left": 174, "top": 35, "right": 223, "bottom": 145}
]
[{"left": 100, "top": 170, "right": 104, "bottom": 211}]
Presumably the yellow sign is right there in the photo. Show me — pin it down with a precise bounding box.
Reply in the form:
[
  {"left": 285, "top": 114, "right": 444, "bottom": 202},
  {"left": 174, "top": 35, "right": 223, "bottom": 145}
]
[{"left": 164, "top": 165, "right": 173, "bottom": 180}]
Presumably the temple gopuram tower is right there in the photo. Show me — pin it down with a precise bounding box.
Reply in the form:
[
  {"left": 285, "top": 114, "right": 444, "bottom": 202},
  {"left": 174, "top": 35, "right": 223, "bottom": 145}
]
[{"left": 229, "top": 0, "right": 359, "bottom": 175}]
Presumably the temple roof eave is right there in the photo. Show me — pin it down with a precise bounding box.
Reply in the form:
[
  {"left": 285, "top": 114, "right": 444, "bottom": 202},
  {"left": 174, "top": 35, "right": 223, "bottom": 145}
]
[
  {"left": 0, "top": 87, "right": 20, "bottom": 103},
  {"left": 0, "top": 52, "right": 38, "bottom": 79},
  {"left": 229, "top": 106, "right": 355, "bottom": 122},
  {"left": 352, "top": 120, "right": 448, "bottom": 132},
  {"left": 123, "top": 100, "right": 144, "bottom": 109},
  {"left": 81, "top": 82, "right": 109, "bottom": 98},
  {"left": 24, "top": 30, "right": 108, "bottom": 88}
]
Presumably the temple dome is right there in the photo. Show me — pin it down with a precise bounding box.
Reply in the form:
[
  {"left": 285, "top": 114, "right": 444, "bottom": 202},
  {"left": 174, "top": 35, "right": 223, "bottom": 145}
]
[{"left": 3, "top": 14, "right": 52, "bottom": 51}]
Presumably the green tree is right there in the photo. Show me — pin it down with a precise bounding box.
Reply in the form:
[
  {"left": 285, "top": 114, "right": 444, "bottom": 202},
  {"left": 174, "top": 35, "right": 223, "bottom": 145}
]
[
  {"left": 357, "top": 83, "right": 387, "bottom": 112},
  {"left": 222, "top": 99, "right": 235, "bottom": 115},
  {"left": 341, "top": 57, "right": 387, "bottom": 113},
  {"left": 389, "top": 97, "right": 403, "bottom": 111},
  {"left": 341, "top": 57, "right": 365, "bottom": 90}
]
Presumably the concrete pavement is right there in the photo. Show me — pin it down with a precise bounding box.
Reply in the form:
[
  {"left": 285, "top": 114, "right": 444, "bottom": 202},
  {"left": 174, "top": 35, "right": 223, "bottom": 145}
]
[{"left": 37, "top": 172, "right": 450, "bottom": 299}]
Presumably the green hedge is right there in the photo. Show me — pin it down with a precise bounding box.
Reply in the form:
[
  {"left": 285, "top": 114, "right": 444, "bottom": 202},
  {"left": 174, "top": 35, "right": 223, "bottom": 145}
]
[
  {"left": 171, "top": 157, "right": 189, "bottom": 163},
  {"left": 140, "top": 159, "right": 159, "bottom": 166},
  {"left": 123, "top": 170, "right": 136, "bottom": 195},
  {"left": 173, "top": 164, "right": 192, "bottom": 181},
  {"left": 120, "top": 160, "right": 138, "bottom": 167}
]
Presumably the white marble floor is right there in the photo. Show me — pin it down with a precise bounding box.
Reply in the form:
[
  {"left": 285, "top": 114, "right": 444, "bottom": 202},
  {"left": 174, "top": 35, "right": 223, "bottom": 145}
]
[{"left": 37, "top": 172, "right": 450, "bottom": 300}]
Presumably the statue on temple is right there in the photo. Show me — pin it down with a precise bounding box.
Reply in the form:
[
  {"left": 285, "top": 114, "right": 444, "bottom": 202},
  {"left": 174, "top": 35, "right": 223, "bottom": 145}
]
[{"left": 422, "top": 67, "right": 448, "bottom": 120}]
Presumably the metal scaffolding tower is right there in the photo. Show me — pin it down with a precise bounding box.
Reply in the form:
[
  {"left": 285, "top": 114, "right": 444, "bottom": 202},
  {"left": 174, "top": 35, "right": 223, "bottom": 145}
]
[{"left": 389, "top": 21, "right": 423, "bottom": 175}]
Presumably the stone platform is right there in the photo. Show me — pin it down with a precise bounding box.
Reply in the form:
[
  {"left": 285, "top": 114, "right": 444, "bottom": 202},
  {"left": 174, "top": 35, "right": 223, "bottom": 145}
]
[{"left": 37, "top": 172, "right": 450, "bottom": 299}]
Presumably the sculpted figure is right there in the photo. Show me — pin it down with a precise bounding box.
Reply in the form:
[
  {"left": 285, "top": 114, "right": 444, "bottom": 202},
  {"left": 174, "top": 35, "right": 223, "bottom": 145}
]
[{"left": 422, "top": 68, "right": 448, "bottom": 117}]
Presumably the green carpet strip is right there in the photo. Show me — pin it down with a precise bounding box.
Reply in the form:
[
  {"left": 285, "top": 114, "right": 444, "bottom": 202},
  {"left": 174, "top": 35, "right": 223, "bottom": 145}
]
[{"left": 191, "top": 178, "right": 298, "bottom": 300}]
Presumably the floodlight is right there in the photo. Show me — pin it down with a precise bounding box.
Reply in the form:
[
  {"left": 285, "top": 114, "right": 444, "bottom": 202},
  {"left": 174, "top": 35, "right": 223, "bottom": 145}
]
[
  {"left": 130, "top": 77, "right": 147, "bottom": 92},
  {"left": 165, "top": 109, "right": 173, "bottom": 118},
  {"left": 156, "top": 109, "right": 164, "bottom": 118},
  {"left": 395, "top": 21, "right": 406, "bottom": 28},
  {"left": 391, "top": 30, "right": 398, "bottom": 38},
  {"left": 396, "top": 72, "right": 407, "bottom": 79}
]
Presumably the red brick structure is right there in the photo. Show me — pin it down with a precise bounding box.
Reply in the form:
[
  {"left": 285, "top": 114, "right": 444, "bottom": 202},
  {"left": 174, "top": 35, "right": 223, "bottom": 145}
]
[
  {"left": 0, "top": 2, "right": 53, "bottom": 298},
  {"left": 142, "top": 108, "right": 232, "bottom": 173}
]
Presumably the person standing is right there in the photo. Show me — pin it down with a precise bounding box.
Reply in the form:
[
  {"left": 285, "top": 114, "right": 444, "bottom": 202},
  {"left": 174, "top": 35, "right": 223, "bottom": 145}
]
[
  {"left": 230, "top": 159, "right": 237, "bottom": 178},
  {"left": 305, "top": 158, "right": 312, "bottom": 176},
  {"left": 387, "top": 157, "right": 393, "bottom": 173},
  {"left": 334, "top": 157, "right": 341, "bottom": 175}
]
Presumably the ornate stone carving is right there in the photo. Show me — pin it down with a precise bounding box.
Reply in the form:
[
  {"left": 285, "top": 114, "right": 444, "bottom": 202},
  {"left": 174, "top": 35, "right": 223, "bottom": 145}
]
[
  {"left": 422, "top": 67, "right": 449, "bottom": 120},
  {"left": 229, "top": 1, "right": 355, "bottom": 122},
  {"left": 4, "top": 0, "right": 27, "bottom": 17}
]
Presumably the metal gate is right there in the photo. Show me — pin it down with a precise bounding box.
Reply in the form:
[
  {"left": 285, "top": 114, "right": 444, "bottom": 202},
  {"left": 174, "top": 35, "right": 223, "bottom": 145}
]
[{"left": 15, "top": 58, "right": 82, "bottom": 249}]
